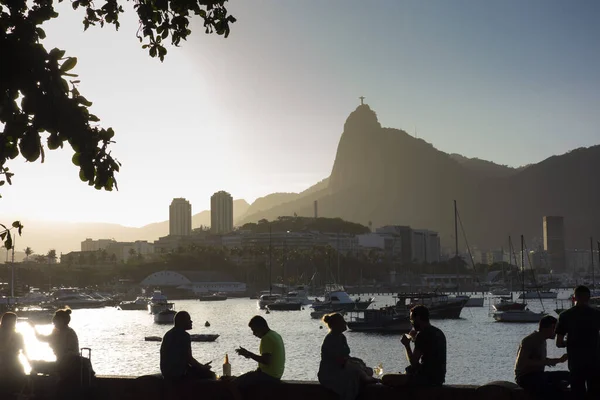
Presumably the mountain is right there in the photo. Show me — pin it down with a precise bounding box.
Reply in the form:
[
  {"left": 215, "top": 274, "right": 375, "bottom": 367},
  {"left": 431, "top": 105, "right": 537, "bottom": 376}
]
[{"left": 238, "top": 104, "right": 600, "bottom": 250}]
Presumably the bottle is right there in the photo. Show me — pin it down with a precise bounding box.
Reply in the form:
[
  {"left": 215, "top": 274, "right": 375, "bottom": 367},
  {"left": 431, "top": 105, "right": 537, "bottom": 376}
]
[{"left": 223, "top": 353, "right": 231, "bottom": 377}]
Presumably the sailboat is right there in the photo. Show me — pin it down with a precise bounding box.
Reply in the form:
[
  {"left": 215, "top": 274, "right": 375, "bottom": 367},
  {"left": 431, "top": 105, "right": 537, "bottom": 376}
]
[
  {"left": 267, "top": 230, "right": 302, "bottom": 311},
  {"left": 492, "top": 235, "right": 545, "bottom": 323},
  {"left": 492, "top": 237, "right": 526, "bottom": 312},
  {"left": 449, "top": 200, "right": 483, "bottom": 307}
]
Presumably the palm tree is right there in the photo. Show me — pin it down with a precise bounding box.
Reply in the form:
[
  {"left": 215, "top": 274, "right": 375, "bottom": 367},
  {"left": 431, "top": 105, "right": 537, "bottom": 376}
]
[{"left": 24, "top": 247, "right": 33, "bottom": 261}]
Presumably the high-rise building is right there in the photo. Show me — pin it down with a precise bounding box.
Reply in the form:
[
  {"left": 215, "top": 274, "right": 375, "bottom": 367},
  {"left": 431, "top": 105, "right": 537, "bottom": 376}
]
[
  {"left": 211, "top": 191, "right": 234, "bottom": 234},
  {"left": 169, "top": 198, "right": 192, "bottom": 236},
  {"left": 543, "top": 216, "right": 566, "bottom": 272}
]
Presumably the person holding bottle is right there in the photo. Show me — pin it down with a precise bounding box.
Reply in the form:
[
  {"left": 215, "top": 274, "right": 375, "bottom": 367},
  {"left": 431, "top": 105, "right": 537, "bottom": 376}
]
[
  {"left": 318, "top": 312, "right": 378, "bottom": 400},
  {"left": 160, "top": 311, "right": 215, "bottom": 382}
]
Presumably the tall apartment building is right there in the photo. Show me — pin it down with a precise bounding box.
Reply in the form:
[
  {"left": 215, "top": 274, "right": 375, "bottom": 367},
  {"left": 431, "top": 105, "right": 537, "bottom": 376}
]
[
  {"left": 211, "top": 191, "right": 233, "bottom": 234},
  {"left": 169, "top": 198, "right": 192, "bottom": 236},
  {"left": 543, "top": 216, "right": 566, "bottom": 272}
]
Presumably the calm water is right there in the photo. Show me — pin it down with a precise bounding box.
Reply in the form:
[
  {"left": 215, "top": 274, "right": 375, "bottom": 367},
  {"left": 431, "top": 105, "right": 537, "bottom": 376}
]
[{"left": 16, "top": 293, "right": 571, "bottom": 384}]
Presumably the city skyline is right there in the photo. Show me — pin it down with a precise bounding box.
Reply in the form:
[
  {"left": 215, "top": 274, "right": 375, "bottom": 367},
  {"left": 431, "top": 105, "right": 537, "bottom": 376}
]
[{"left": 1, "top": 1, "right": 599, "bottom": 227}]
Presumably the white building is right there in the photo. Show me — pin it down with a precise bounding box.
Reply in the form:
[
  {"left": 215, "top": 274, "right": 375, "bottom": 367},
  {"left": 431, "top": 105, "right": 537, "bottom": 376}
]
[
  {"left": 169, "top": 198, "right": 192, "bottom": 236},
  {"left": 356, "top": 233, "right": 402, "bottom": 260},
  {"left": 81, "top": 238, "right": 116, "bottom": 252},
  {"left": 211, "top": 191, "right": 234, "bottom": 234},
  {"left": 411, "top": 229, "right": 440, "bottom": 263},
  {"left": 140, "top": 270, "right": 246, "bottom": 295},
  {"left": 221, "top": 231, "right": 329, "bottom": 250}
]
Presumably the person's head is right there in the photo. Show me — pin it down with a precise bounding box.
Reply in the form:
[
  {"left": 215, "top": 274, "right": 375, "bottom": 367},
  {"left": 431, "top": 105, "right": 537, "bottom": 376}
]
[
  {"left": 538, "top": 315, "right": 557, "bottom": 339},
  {"left": 248, "top": 315, "right": 270, "bottom": 338},
  {"left": 53, "top": 308, "right": 72, "bottom": 328},
  {"left": 574, "top": 285, "right": 591, "bottom": 305},
  {"left": 322, "top": 312, "right": 346, "bottom": 334},
  {"left": 174, "top": 311, "right": 192, "bottom": 330},
  {"left": 0, "top": 312, "right": 17, "bottom": 330},
  {"left": 410, "top": 305, "right": 430, "bottom": 331}
]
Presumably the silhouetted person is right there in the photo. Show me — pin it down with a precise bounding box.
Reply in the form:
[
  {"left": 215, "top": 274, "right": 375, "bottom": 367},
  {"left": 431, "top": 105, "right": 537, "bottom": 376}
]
[
  {"left": 515, "top": 315, "right": 569, "bottom": 399},
  {"left": 35, "top": 308, "right": 79, "bottom": 367},
  {"left": 234, "top": 316, "right": 285, "bottom": 389},
  {"left": 160, "top": 311, "right": 215, "bottom": 382},
  {"left": 555, "top": 285, "right": 600, "bottom": 398},
  {"left": 318, "top": 313, "right": 378, "bottom": 400},
  {"left": 382, "top": 305, "right": 446, "bottom": 387},
  {"left": 0, "top": 312, "right": 26, "bottom": 386}
]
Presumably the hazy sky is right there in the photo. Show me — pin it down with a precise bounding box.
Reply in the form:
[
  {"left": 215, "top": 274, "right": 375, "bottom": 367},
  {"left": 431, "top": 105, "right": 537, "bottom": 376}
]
[{"left": 2, "top": 0, "right": 599, "bottom": 227}]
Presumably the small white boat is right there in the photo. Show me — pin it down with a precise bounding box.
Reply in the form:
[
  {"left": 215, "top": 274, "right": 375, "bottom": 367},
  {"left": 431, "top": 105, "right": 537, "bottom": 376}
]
[
  {"left": 492, "top": 309, "right": 546, "bottom": 323},
  {"left": 117, "top": 297, "right": 148, "bottom": 310},
  {"left": 148, "top": 290, "right": 172, "bottom": 314},
  {"left": 145, "top": 334, "right": 220, "bottom": 342},
  {"left": 257, "top": 294, "right": 281, "bottom": 310}
]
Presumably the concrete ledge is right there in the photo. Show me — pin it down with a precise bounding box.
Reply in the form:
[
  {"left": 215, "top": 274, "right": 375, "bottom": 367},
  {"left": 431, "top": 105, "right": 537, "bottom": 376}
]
[{"left": 14, "top": 375, "right": 574, "bottom": 400}]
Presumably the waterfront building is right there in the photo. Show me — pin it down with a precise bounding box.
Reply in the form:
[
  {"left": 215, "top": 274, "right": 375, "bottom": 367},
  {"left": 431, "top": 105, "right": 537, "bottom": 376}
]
[
  {"left": 169, "top": 198, "right": 192, "bottom": 236},
  {"left": 543, "top": 216, "right": 566, "bottom": 272},
  {"left": 375, "top": 225, "right": 412, "bottom": 264},
  {"left": 211, "top": 191, "right": 234, "bottom": 234},
  {"left": 81, "top": 238, "right": 116, "bottom": 252},
  {"left": 355, "top": 232, "right": 402, "bottom": 261},
  {"left": 411, "top": 229, "right": 441, "bottom": 263}
]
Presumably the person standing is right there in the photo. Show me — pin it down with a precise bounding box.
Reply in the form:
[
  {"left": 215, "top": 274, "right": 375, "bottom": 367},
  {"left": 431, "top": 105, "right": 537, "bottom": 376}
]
[
  {"left": 0, "top": 312, "right": 26, "bottom": 379},
  {"left": 318, "top": 313, "right": 378, "bottom": 400},
  {"left": 235, "top": 316, "right": 285, "bottom": 389},
  {"left": 160, "top": 311, "right": 214, "bottom": 382},
  {"left": 515, "top": 315, "right": 569, "bottom": 399},
  {"left": 555, "top": 285, "right": 600, "bottom": 398},
  {"left": 382, "top": 305, "right": 446, "bottom": 387}
]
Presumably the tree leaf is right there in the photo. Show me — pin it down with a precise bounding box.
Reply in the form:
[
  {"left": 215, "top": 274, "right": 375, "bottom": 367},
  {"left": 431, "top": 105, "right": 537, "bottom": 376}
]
[{"left": 60, "top": 57, "right": 78, "bottom": 72}]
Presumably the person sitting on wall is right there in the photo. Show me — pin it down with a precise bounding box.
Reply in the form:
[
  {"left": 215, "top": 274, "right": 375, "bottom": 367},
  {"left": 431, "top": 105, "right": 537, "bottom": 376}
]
[
  {"left": 0, "top": 312, "right": 27, "bottom": 393},
  {"left": 318, "top": 312, "right": 378, "bottom": 400},
  {"left": 160, "top": 311, "right": 215, "bottom": 382},
  {"left": 514, "top": 315, "right": 569, "bottom": 400},
  {"left": 382, "top": 305, "right": 446, "bottom": 387},
  {"left": 234, "top": 316, "right": 285, "bottom": 390}
]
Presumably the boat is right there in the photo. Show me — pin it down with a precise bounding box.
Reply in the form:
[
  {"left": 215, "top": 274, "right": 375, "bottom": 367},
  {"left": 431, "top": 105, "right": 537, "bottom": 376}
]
[
  {"left": 258, "top": 294, "right": 281, "bottom": 310},
  {"left": 493, "top": 235, "right": 546, "bottom": 323},
  {"left": 266, "top": 299, "right": 302, "bottom": 311},
  {"left": 518, "top": 291, "right": 557, "bottom": 300},
  {"left": 198, "top": 293, "right": 227, "bottom": 301},
  {"left": 148, "top": 290, "right": 172, "bottom": 314},
  {"left": 455, "top": 295, "right": 484, "bottom": 307},
  {"left": 154, "top": 308, "right": 176, "bottom": 324},
  {"left": 45, "top": 288, "right": 107, "bottom": 309},
  {"left": 117, "top": 297, "right": 148, "bottom": 310},
  {"left": 346, "top": 307, "right": 412, "bottom": 333},
  {"left": 396, "top": 292, "right": 467, "bottom": 319},
  {"left": 312, "top": 284, "right": 373, "bottom": 312},
  {"left": 493, "top": 297, "right": 526, "bottom": 312},
  {"left": 145, "top": 334, "right": 220, "bottom": 342},
  {"left": 284, "top": 285, "right": 312, "bottom": 305}
]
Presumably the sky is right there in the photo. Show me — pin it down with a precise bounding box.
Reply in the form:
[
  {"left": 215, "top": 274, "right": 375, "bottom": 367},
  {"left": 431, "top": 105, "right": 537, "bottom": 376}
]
[{"left": 2, "top": 0, "right": 600, "bottom": 227}]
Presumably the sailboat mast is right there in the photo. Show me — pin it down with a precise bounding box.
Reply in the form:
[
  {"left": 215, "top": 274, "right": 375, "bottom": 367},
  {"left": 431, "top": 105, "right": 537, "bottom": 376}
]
[
  {"left": 454, "top": 200, "right": 459, "bottom": 294},
  {"left": 521, "top": 235, "right": 525, "bottom": 305},
  {"left": 10, "top": 235, "right": 15, "bottom": 299},
  {"left": 591, "top": 237, "right": 595, "bottom": 292}
]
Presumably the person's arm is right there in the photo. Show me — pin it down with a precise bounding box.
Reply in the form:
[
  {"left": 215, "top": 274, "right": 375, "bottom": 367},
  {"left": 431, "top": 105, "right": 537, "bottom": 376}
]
[
  {"left": 237, "top": 347, "right": 271, "bottom": 365},
  {"left": 400, "top": 334, "right": 421, "bottom": 367}
]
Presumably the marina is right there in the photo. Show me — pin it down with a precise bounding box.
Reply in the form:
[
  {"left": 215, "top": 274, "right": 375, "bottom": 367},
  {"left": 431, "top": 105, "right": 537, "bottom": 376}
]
[{"left": 8, "top": 294, "right": 572, "bottom": 384}]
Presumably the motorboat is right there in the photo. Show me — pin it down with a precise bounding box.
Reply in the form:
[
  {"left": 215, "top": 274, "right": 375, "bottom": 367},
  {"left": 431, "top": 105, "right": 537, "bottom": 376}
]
[
  {"left": 284, "top": 285, "right": 312, "bottom": 305},
  {"left": 347, "top": 307, "right": 412, "bottom": 333},
  {"left": 154, "top": 308, "right": 176, "bottom": 324},
  {"left": 518, "top": 291, "right": 557, "bottom": 300},
  {"left": 266, "top": 299, "right": 302, "bottom": 311},
  {"left": 148, "top": 290, "right": 171, "bottom": 314},
  {"left": 311, "top": 285, "right": 373, "bottom": 312},
  {"left": 396, "top": 292, "right": 467, "bottom": 319},
  {"left": 117, "top": 297, "right": 148, "bottom": 310},
  {"left": 46, "top": 288, "right": 107, "bottom": 309},
  {"left": 492, "top": 309, "right": 546, "bottom": 323},
  {"left": 492, "top": 298, "right": 527, "bottom": 312},
  {"left": 257, "top": 293, "right": 281, "bottom": 310},
  {"left": 198, "top": 293, "right": 227, "bottom": 301}
]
